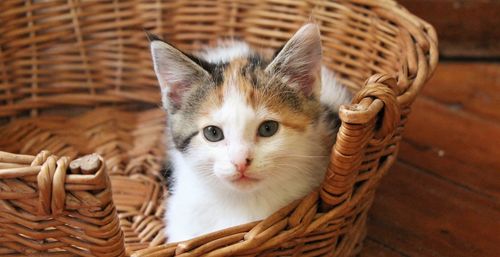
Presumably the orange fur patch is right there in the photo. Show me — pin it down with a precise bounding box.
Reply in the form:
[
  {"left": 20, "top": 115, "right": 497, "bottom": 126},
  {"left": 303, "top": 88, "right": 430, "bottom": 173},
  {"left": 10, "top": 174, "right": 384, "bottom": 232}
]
[{"left": 198, "top": 57, "right": 318, "bottom": 133}]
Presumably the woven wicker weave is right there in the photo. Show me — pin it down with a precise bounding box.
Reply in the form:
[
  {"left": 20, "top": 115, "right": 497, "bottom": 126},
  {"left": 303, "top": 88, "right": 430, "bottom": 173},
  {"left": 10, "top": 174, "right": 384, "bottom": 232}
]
[{"left": 0, "top": 0, "right": 438, "bottom": 256}]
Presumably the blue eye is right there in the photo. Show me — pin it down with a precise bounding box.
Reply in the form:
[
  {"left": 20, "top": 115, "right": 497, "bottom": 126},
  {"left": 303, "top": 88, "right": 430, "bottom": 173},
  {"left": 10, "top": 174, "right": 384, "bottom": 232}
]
[
  {"left": 258, "top": 120, "right": 279, "bottom": 137},
  {"left": 203, "top": 126, "right": 224, "bottom": 142}
]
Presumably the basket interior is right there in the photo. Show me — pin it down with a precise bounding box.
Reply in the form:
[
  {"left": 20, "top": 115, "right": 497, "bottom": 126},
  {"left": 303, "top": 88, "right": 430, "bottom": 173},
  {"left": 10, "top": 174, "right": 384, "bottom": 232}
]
[{"left": 0, "top": 1, "right": 409, "bottom": 122}]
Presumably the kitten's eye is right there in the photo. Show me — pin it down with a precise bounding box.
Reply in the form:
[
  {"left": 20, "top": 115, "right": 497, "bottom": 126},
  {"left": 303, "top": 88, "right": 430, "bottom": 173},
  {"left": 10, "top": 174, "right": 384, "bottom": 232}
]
[
  {"left": 258, "top": 120, "right": 279, "bottom": 137},
  {"left": 203, "top": 126, "right": 224, "bottom": 142}
]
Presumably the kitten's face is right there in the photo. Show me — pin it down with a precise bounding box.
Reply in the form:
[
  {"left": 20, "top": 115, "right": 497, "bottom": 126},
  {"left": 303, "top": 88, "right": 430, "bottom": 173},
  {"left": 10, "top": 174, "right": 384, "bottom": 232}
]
[
  {"left": 150, "top": 24, "right": 330, "bottom": 192},
  {"left": 180, "top": 58, "right": 325, "bottom": 192}
]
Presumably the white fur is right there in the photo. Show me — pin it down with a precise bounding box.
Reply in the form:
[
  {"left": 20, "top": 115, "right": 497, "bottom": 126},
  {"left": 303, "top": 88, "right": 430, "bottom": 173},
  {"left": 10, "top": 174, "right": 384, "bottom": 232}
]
[
  {"left": 197, "top": 40, "right": 251, "bottom": 63},
  {"left": 320, "top": 67, "right": 352, "bottom": 110}
]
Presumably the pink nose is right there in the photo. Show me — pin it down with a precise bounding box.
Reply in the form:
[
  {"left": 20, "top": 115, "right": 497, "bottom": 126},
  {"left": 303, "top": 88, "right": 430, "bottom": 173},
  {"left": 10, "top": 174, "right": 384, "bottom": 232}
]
[{"left": 233, "top": 158, "right": 252, "bottom": 174}]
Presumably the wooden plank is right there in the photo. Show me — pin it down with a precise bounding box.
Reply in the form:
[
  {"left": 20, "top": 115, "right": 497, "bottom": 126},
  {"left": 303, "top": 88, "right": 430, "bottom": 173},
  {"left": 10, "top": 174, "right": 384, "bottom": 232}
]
[
  {"left": 403, "top": 95, "right": 500, "bottom": 172},
  {"left": 399, "top": 62, "right": 500, "bottom": 198},
  {"left": 367, "top": 162, "right": 500, "bottom": 257},
  {"left": 360, "top": 238, "right": 408, "bottom": 257},
  {"left": 399, "top": 140, "right": 500, "bottom": 199},
  {"left": 398, "top": 0, "right": 500, "bottom": 58},
  {"left": 421, "top": 62, "right": 500, "bottom": 121}
]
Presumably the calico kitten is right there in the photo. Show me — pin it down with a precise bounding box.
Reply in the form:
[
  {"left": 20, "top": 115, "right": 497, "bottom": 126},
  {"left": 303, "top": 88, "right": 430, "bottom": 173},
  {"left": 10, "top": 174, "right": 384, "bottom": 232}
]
[{"left": 149, "top": 24, "right": 351, "bottom": 242}]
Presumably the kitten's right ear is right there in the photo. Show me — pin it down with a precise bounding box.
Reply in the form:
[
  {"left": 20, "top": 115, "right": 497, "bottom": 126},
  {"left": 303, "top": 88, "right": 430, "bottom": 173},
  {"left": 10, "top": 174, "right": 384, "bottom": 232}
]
[
  {"left": 266, "top": 24, "right": 322, "bottom": 97},
  {"left": 149, "top": 35, "right": 210, "bottom": 110}
]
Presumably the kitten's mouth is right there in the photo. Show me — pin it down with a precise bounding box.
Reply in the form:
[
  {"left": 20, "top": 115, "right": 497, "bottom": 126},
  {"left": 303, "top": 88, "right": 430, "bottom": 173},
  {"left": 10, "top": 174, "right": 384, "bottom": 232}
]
[{"left": 231, "top": 175, "right": 260, "bottom": 186}]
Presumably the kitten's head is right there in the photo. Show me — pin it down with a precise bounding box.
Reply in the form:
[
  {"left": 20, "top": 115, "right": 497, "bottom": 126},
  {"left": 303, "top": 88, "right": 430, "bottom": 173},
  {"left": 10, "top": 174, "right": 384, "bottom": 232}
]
[{"left": 150, "top": 24, "right": 331, "bottom": 192}]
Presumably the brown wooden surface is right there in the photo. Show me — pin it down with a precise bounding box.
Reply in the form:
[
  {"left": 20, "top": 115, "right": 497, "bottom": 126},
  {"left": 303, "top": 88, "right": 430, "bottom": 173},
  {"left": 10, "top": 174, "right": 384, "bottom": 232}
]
[
  {"left": 399, "top": 0, "right": 500, "bottom": 58},
  {"left": 360, "top": 62, "right": 500, "bottom": 257}
]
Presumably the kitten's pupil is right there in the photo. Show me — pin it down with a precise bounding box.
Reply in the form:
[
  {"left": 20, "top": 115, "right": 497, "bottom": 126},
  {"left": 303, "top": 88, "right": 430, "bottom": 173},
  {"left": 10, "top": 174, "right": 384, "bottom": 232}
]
[
  {"left": 203, "top": 126, "right": 224, "bottom": 142},
  {"left": 258, "top": 120, "right": 279, "bottom": 137}
]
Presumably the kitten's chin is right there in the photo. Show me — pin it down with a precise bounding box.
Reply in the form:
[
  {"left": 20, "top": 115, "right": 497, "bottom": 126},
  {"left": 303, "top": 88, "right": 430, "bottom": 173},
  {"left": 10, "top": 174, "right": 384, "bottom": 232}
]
[
  {"left": 232, "top": 176, "right": 260, "bottom": 188},
  {"left": 221, "top": 176, "right": 262, "bottom": 192}
]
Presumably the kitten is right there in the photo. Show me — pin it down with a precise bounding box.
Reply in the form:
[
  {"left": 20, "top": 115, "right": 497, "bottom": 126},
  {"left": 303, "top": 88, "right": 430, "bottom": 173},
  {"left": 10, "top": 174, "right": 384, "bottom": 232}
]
[{"left": 149, "top": 24, "right": 352, "bottom": 242}]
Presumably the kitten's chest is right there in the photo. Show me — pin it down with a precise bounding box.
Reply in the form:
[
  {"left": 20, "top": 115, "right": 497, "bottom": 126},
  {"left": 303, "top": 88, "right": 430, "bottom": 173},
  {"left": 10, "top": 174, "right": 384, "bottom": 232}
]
[{"left": 195, "top": 193, "right": 275, "bottom": 230}]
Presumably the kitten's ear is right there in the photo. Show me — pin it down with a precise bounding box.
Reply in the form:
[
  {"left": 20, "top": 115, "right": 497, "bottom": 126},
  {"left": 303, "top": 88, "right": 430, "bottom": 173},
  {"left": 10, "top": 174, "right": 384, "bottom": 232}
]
[
  {"left": 266, "top": 24, "right": 322, "bottom": 97},
  {"left": 149, "top": 36, "right": 210, "bottom": 110}
]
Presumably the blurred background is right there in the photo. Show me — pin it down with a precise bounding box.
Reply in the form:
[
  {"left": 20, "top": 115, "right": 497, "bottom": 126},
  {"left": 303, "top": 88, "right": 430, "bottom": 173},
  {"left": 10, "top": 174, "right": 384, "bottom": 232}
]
[{"left": 361, "top": 1, "right": 500, "bottom": 256}]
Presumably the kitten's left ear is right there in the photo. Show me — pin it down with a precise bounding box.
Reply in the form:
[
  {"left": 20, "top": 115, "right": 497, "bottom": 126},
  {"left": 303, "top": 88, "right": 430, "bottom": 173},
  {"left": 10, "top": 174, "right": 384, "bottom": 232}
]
[
  {"left": 148, "top": 34, "right": 211, "bottom": 111},
  {"left": 266, "top": 24, "right": 322, "bottom": 97}
]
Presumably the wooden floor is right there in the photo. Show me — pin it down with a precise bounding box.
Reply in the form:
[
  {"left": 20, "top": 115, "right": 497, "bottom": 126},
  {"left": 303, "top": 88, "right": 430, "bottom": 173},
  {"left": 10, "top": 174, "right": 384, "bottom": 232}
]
[{"left": 359, "top": 62, "right": 500, "bottom": 257}]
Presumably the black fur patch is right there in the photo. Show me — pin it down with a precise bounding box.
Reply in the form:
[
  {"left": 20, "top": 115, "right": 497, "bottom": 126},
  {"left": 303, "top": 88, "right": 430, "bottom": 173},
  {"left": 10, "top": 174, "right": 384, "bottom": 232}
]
[
  {"left": 273, "top": 43, "right": 286, "bottom": 59},
  {"left": 247, "top": 54, "right": 268, "bottom": 70},
  {"left": 174, "top": 131, "right": 199, "bottom": 152},
  {"left": 323, "top": 105, "right": 341, "bottom": 130},
  {"left": 210, "top": 62, "right": 228, "bottom": 85},
  {"left": 145, "top": 31, "right": 162, "bottom": 42},
  {"left": 241, "top": 54, "right": 268, "bottom": 86},
  {"left": 186, "top": 54, "right": 228, "bottom": 85},
  {"left": 160, "top": 162, "right": 174, "bottom": 193}
]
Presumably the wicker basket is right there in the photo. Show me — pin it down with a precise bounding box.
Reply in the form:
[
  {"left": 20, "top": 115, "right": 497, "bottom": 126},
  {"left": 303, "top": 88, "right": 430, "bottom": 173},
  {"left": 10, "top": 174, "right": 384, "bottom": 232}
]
[{"left": 0, "top": 0, "right": 438, "bottom": 256}]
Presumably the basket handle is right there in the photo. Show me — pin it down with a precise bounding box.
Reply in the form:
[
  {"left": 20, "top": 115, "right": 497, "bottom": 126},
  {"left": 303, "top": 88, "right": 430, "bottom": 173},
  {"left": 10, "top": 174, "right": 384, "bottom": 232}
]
[
  {"left": 353, "top": 74, "right": 401, "bottom": 140},
  {"left": 320, "top": 74, "right": 401, "bottom": 210}
]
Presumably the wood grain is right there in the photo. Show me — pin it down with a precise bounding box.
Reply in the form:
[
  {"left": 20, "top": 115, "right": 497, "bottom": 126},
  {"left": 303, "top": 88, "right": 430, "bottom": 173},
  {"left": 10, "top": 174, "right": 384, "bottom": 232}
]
[
  {"left": 421, "top": 62, "right": 500, "bottom": 121},
  {"left": 403, "top": 96, "right": 500, "bottom": 172},
  {"left": 400, "top": 140, "right": 500, "bottom": 199},
  {"left": 399, "top": 0, "right": 500, "bottom": 57},
  {"left": 367, "top": 162, "right": 500, "bottom": 257},
  {"left": 394, "top": 61, "right": 500, "bottom": 199},
  {"left": 360, "top": 239, "right": 407, "bottom": 257}
]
